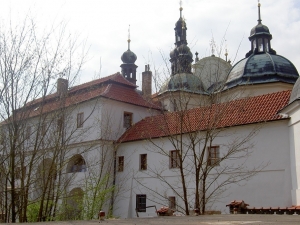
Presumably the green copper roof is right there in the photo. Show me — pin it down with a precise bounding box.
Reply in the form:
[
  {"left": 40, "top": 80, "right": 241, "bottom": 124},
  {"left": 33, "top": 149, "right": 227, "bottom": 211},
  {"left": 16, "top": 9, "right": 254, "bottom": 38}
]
[
  {"left": 159, "top": 73, "right": 204, "bottom": 94},
  {"left": 225, "top": 53, "right": 299, "bottom": 89}
]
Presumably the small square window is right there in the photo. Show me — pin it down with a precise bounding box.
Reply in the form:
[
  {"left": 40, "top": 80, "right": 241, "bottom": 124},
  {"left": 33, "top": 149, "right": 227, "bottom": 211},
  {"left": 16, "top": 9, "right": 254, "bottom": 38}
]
[
  {"left": 77, "top": 112, "right": 84, "bottom": 128},
  {"left": 169, "top": 150, "right": 180, "bottom": 168},
  {"left": 169, "top": 196, "right": 176, "bottom": 210},
  {"left": 136, "top": 194, "right": 146, "bottom": 212},
  {"left": 208, "top": 146, "right": 220, "bottom": 166},
  {"left": 124, "top": 112, "right": 132, "bottom": 129},
  {"left": 118, "top": 156, "right": 124, "bottom": 172},
  {"left": 140, "top": 154, "right": 147, "bottom": 170}
]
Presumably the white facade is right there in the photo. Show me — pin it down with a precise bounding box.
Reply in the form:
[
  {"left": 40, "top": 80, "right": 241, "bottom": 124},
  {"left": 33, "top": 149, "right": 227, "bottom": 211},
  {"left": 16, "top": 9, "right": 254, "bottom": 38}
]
[{"left": 114, "top": 120, "right": 293, "bottom": 217}]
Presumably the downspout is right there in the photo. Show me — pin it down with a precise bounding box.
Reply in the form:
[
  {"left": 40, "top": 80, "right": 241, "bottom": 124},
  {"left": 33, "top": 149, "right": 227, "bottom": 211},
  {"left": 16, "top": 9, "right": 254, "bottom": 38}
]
[{"left": 109, "top": 141, "right": 117, "bottom": 217}]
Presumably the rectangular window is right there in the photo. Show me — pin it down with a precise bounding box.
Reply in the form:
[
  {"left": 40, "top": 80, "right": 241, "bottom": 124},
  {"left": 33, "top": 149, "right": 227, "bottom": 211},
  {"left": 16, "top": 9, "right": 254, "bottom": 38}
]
[
  {"left": 118, "top": 156, "right": 124, "bottom": 172},
  {"left": 208, "top": 146, "right": 220, "bottom": 166},
  {"left": 140, "top": 154, "right": 147, "bottom": 170},
  {"left": 77, "top": 112, "right": 84, "bottom": 128},
  {"left": 57, "top": 117, "right": 64, "bottom": 132},
  {"left": 15, "top": 166, "right": 26, "bottom": 179},
  {"left": 41, "top": 123, "right": 47, "bottom": 136},
  {"left": 169, "top": 196, "right": 176, "bottom": 210},
  {"left": 136, "top": 194, "right": 146, "bottom": 212},
  {"left": 123, "top": 112, "right": 132, "bottom": 129},
  {"left": 26, "top": 126, "right": 31, "bottom": 140},
  {"left": 170, "top": 150, "right": 180, "bottom": 168}
]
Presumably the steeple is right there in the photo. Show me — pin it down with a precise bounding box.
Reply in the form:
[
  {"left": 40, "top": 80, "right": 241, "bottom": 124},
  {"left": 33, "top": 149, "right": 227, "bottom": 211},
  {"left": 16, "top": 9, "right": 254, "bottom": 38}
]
[
  {"left": 257, "top": 0, "right": 262, "bottom": 24},
  {"left": 120, "top": 25, "right": 138, "bottom": 85},
  {"left": 169, "top": 1, "right": 193, "bottom": 75},
  {"left": 245, "top": 1, "right": 276, "bottom": 57}
]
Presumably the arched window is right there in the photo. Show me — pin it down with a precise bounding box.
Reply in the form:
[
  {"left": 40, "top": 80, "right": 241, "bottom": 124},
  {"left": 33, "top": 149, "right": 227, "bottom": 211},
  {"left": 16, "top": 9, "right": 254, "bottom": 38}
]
[
  {"left": 264, "top": 38, "right": 269, "bottom": 52},
  {"left": 258, "top": 38, "right": 263, "bottom": 52},
  {"left": 67, "top": 155, "right": 86, "bottom": 173},
  {"left": 252, "top": 40, "right": 256, "bottom": 50}
]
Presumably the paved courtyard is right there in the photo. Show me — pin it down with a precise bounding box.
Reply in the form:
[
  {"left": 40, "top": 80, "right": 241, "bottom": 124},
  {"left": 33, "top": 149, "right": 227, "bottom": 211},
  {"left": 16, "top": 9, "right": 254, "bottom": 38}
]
[{"left": 10, "top": 214, "right": 300, "bottom": 225}]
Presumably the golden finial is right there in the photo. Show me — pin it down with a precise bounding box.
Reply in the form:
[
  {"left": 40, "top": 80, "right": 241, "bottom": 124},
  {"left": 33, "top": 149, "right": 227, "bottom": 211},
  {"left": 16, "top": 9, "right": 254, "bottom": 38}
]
[
  {"left": 179, "top": 0, "right": 183, "bottom": 11},
  {"left": 258, "top": 0, "right": 261, "bottom": 7}
]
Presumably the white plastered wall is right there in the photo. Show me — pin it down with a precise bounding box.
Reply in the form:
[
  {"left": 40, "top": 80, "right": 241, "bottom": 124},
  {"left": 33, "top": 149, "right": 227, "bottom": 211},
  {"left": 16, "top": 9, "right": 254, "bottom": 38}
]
[{"left": 114, "top": 120, "right": 292, "bottom": 218}]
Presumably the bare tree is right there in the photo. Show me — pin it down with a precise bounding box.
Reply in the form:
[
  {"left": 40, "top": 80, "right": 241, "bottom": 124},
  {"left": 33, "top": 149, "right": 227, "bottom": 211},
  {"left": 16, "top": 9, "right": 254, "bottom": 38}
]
[
  {"left": 0, "top": 15, "right": 99, "bottom": 222},
  {"left": 123, "top": 40, "right": 268, "bottom": 215}
]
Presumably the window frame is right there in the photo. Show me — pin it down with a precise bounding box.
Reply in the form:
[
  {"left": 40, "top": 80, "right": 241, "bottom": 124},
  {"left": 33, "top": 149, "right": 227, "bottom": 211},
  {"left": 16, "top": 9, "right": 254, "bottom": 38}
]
[
  {"left": 123, "top": 112, "right": 133, "bottom": 129},
  {"left": 15, "top": 166, "right": 26, "bottom": 179},
  {"left": 169, "top": 196, "right": 176, "bottom": 210},
  {"left": 77, "top": 112, "right": 84, "bottom": 128},
  {"left": 207, "top": 146, "right": 220, "bottom": 166},
  {"left": 136, "top": 194, "right": 146, "bottom": 212},
  {"left": 41, "top": 123, "right": 47, "bottom": 136},
  {"left": 140, "top": 154, "right": 147, "bottom": 171},
  {"left": 169, "top": 150, "right": 180, "bottom": 169},
  {"left": 57, "top": 117, "right": 64, "bottom": 132},
  {"left": 26, "top": 126, "right": 31, "bottom": 140},
  {"left": 118, "top": 156, "right": 124, "bottom": 172}
]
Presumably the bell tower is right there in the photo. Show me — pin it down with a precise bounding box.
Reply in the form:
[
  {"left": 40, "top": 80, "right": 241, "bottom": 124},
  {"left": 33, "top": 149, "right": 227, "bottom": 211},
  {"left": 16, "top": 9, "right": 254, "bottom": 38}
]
[
  {"left": 169, "top": 1, "right": 193, "bottom": 75},
  {"left": 120, "top": 25, "right": 138, "bottom": 85}
]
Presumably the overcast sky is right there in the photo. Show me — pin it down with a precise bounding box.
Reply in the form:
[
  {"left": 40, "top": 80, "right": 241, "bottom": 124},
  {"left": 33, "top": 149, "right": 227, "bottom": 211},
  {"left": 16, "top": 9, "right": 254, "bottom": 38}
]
[{"left": 2, "top": 0, "right": 300, "bottom": 88}]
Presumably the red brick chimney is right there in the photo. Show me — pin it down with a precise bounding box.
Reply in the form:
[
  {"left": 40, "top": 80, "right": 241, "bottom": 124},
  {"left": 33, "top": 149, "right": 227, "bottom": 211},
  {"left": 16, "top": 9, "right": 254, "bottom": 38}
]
[
  {"left": 142, "top": 65, "right": 152, "bottom": 98},
  {"left": 57, "top": 78, "right": 68, "bottom": 96}
]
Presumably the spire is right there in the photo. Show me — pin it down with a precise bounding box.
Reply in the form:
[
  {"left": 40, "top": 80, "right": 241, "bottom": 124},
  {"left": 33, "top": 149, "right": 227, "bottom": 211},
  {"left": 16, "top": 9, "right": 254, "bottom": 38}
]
[
  {"left": 257, "top": 0, "right": 262, "bottom": 24},
  {"left": 127, "top": 25, "right": 131, "bottom": 50},
  {"left": 210, "top": 37, "right": 216, "bottom": 57},
  {"left": 169, "top": 0, "right": 193, "bottom": 75},
  {"left": 225, "top": 40, "right": 228, "bottom": 62},
  {"left": 179, "top": 0, "right": 183, "bottom": 18}
]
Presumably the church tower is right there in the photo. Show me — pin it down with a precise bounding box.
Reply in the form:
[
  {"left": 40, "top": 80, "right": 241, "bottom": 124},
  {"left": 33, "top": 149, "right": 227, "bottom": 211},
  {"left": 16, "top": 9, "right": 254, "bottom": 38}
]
[
  {"left": 169, "top": 1, "right": 193, "bottom": 75},
  {"left": 120, "top": 26, "right": 138, "bottom": 85}
]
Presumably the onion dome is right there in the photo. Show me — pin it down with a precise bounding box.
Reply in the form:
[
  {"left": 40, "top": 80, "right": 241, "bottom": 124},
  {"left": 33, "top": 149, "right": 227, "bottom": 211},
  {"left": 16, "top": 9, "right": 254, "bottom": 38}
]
[
  {"left": 121, "top": 50, "right": 137, "bottom": 64},
  {"left": 224, "top": 2, "right": 299, "bottom": 90},
  {"left": 159, "top": 73, "right": 204, "bottom": 94},
  {"left": 289, "top": 77, "right": 300, "bottom": 103}
]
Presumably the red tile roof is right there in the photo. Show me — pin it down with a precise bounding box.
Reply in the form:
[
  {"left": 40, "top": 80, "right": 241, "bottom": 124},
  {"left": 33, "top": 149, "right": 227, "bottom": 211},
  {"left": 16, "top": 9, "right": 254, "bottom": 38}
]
[
  {"left": 17, "top": 73, "right": 160, "bottom": 118},
  {"left": 118, "top": 90, "right": 291, "bottom": 143}
]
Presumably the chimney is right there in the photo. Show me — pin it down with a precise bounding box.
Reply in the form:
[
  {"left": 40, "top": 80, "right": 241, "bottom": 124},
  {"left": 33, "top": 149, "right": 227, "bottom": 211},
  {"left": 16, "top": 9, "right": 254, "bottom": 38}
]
[
  {"left": 142, "top": 65, "right": 152, "bottom": 98},
  {"left": 57, "top": 78, "right": 68, "bottom": 96}
]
